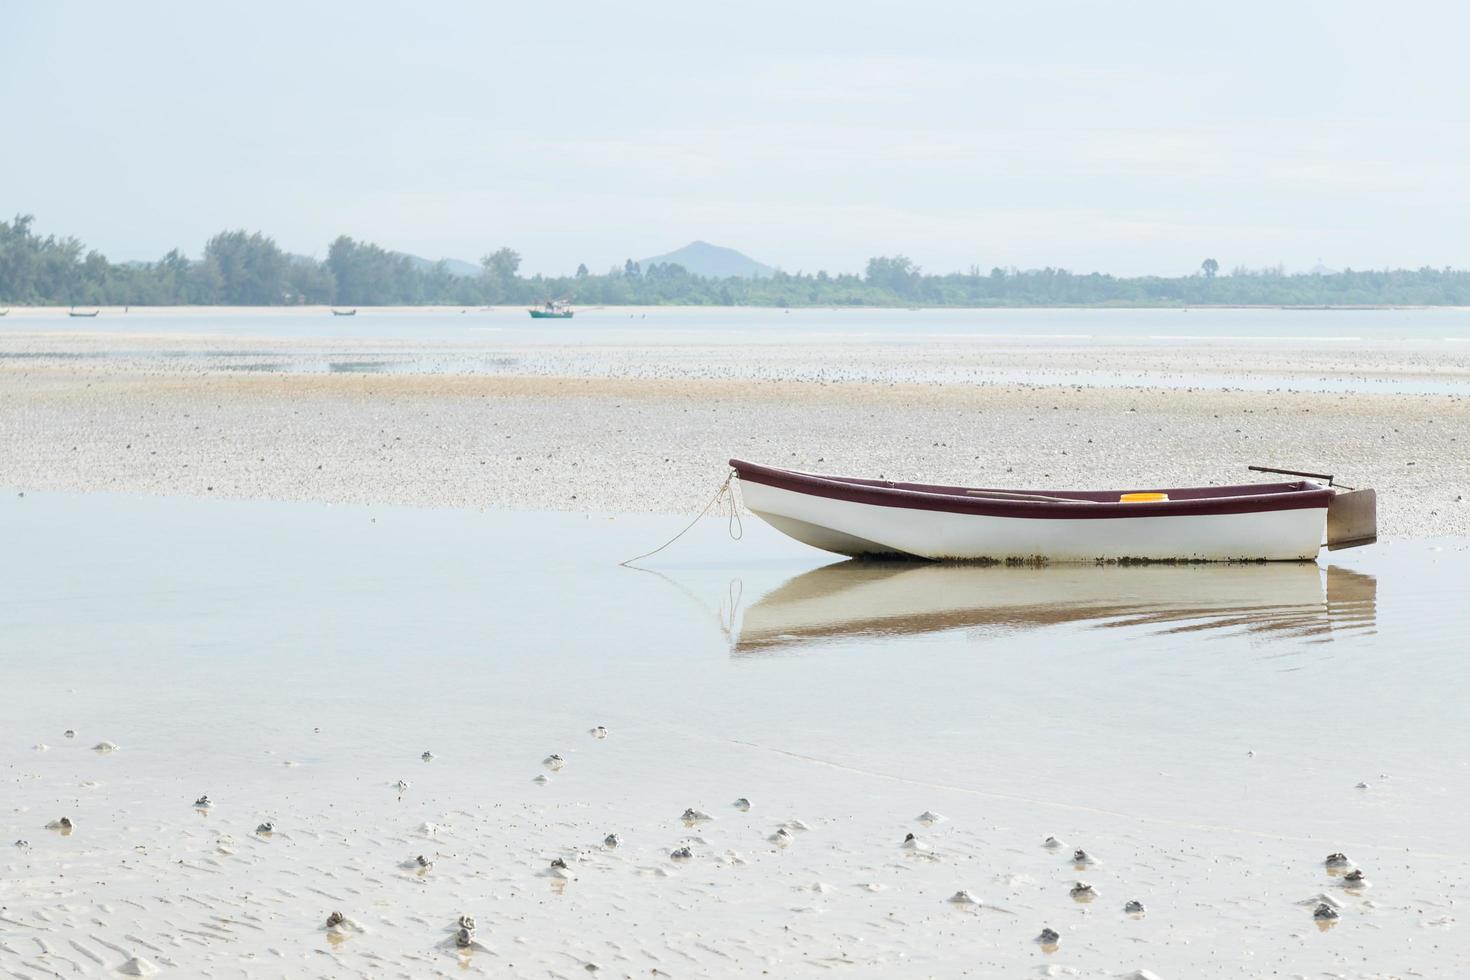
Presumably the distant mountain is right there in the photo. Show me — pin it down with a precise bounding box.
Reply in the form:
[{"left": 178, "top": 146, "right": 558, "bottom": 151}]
[
  {"left": 640, "top": 241, "right": 774, "bottom": 279},
  {"left": 396, "top": 253, "right": 482, "bottom": 277}
]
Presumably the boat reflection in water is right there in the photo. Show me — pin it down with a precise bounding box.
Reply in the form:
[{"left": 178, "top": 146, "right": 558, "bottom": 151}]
[{"left": 733, "top": 561, "right": 1376, "bottom": 655}]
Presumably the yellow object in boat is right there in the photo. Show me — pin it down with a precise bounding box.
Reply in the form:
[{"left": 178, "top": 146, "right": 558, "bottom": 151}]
[{"left": 1119, "top": 492, "right": 1169, "bottom": 503}]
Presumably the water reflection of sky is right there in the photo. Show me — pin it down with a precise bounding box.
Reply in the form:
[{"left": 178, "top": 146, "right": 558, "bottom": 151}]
[{"left": 4, "top": 492, "right": 1466, "bottom": 846}]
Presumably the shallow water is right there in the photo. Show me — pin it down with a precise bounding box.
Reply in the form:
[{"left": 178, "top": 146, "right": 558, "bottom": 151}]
[
  {"left": 4, "top": 492, "right": 1468, "bottom": 976},
  {"left": 7, "top": 304, "right": 1470, "bottom": 342}
]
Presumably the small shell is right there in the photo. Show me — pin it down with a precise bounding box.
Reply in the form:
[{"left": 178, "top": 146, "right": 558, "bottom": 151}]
[
  {"left": 458, "top": 914, "right": 476, "bottom": 930},
  {"left": 1072, "top": 848, "right": 1095, "bottom": 866},
  {"left": 947, "top": 889, "right": 980, "bottom": 905},
  {"left": 1324, "top": 852, "right": 1351, "bottom": 868},
  {"left": 543, "top": 754, "right": 565, "bottom": 770},
  {"left": 256, "top": 822, "right": 274, "bottom": 834},
  {"left": 1124, "top": 900, "right": 1146, "bottom": 915},
  {"left": 769, "top": 827, "right": 794, "bottom": 844},
  {"left": 194, "top": 795, "right": 212, "bottom": 809},
  {"left": 394, "top": 779, "right": 411, "bottom": 793},
  {"left": 1042, "top": 836, "right": 1063, "bottom": 849},
  {"left": 732, "top": 797, "right": 752, "bottom": 811},
  {"left": 1070, "top": 881, "right": 1097, "bottom": 900},
  {"left": 670, "top": 846, "right": 693, "bottom": 860},
  {"left": 603, "top": 833, "right": 622, "bottom": 848},
  {"left": 532, "top": 773, "right": 551, "bottom": 784},
  {"left": 681, "top": 807, "right": 713, "bottom": 823},
  {"left": 589, "top": 726, "right": 608, "bottom": 739},
  {"left": 1313, "top": 902, "right": 1340, "bottom": 920},
  {"left": 916, "top": 810, "right": 947, "bottom": 825},
  {"left": 1036, "top": 927, "right": 1060, "bottom": 944},
  {"left": 455, "top": 926, "right": 475, "bottom": 948},
  {"left": 421, "top": 751, "right": 435, "bottom": 762},
  {"left": 550, "top": 857, "right": 569, "bottom": 870},
  {"left": 326, "top": 911, "right": 346, "bottom": 928},
  {"left": 93, "top": 741, "right": 118, "bottom": 753}
]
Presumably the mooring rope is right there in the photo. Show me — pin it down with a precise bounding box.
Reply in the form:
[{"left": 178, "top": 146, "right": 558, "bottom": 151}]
[{"left": 619, "top": 469, "right": 743, "bottom": 567}]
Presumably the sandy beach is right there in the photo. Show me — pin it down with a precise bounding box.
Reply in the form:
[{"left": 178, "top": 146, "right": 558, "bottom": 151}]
[
  {"left": 4, "top": 312, "right": 1470, "bottom": 977},
  {"left": 2, "top": 322, "right": 1468, "bottom": 536}
]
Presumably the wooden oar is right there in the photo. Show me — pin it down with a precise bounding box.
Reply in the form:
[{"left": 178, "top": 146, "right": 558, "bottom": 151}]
[{"left": 964, "top": 489, "right": 1093, "bottom": 504}]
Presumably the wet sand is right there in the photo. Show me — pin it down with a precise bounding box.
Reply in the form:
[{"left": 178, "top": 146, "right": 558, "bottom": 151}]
[
  {"left": 2, "top": 330, "right": 1468, "bottom": 536},
  {"left": 3, "top": 492, "right": 1467, "bottom": 977}
]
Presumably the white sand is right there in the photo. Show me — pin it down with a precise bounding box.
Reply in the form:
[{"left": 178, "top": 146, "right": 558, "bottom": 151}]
[{"left": 2, "top": 328, "right": 1467, "bottom": 535}]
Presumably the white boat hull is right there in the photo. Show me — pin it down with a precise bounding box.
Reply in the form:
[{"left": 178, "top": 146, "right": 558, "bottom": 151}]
[{"left": 740, "top": 479, "right": 1327, "bottom": 562}]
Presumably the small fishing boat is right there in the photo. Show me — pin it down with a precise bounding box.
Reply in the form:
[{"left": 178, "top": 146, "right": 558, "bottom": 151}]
[
  {"left": 729, "top": 459, "right": 1376, "bottom": 562},
  {"left": 529, "top": 300, "right": 574, "bottom": 319},
  {"left": 68, "top": 309, "right": 100, "bottom": 318},
  {"left": 330, "top": 308, "right": 357, "bottom": 316}
]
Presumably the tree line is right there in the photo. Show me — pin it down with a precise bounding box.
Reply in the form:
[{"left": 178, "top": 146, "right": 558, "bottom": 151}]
[{"left": 5, "top": 214, "right": 1470, "bottom": 308}]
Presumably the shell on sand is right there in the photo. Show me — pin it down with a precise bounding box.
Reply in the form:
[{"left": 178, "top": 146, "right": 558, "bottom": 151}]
[
  {"left": 543, "top": 754, "right": 566, "bottom": 771},
  {"left": 533, "top": 773, "right": 551, "bottom": 784},
  {"left": 947, "top": 889, "right": 980, "bottom": 905},
  {"left": 589, "top": 725, "right": 608, "bottom": 739},
  {"left": 916, "top": 810, "right": 947, "bottom": 825},
  {"left": 93, "top": 741, "right": 118, "bottom": 753},
  {"left": 604, "top": 833, "right": 622, "bottom": 848},
  {"left": 1043, "top": 836, "right": 1064, "bottom": 849},
  {"left": 682, "top": 807, "right": 713, "bottom": 823},
  {"left": 119, "top": 956, "right": 159, "bottom": 977},
  {"left": 732, "top": 797, "right": 752, "bottom": 811}
]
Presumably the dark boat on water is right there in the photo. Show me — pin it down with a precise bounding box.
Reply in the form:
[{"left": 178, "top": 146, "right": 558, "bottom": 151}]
[
  {"left": 68, "top": 309, "right": 100, "bottom": 318},
  {"left": 331, "top": 308, "right": 357, "bottom": 316}
]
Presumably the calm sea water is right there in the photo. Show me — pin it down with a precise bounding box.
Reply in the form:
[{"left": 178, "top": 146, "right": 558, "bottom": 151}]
[
  {"left": 7, "top": 490, "right": 1468, "bottom": 976},
  {"left": 6, "top": 304, "right": 1470, "bottom": 342},
  {"left": 4, "top": 490, "right": 1466, "bottom": 844}
]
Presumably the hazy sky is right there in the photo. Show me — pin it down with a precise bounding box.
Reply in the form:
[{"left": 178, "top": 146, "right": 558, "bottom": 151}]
[{"left": 5, "top": 1, "right": 1469, "bottom": 276}]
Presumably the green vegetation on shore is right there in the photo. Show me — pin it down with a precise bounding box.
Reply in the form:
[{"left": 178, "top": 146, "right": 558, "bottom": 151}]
[{"left": 5, "top": 214, "right": 1470, "bottom": 308}]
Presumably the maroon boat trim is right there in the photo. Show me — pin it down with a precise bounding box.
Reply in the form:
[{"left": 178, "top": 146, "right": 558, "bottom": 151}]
[{"left": 729, "top": 459, "right": 1334, "bottom": 521}]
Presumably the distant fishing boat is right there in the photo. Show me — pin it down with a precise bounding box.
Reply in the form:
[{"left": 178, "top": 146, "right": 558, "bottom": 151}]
[
  {"left": 529, "top": 300, "right": 574, "bottom": 319},
  {"left": 68, "top": 309, "right": 100, "bottom": 318},
  {"left": 330, "top": 308, "right": 357, "bottom": 316},
  {"left": 729, "top": 460, "right": 1376, "bottom": 562}
]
